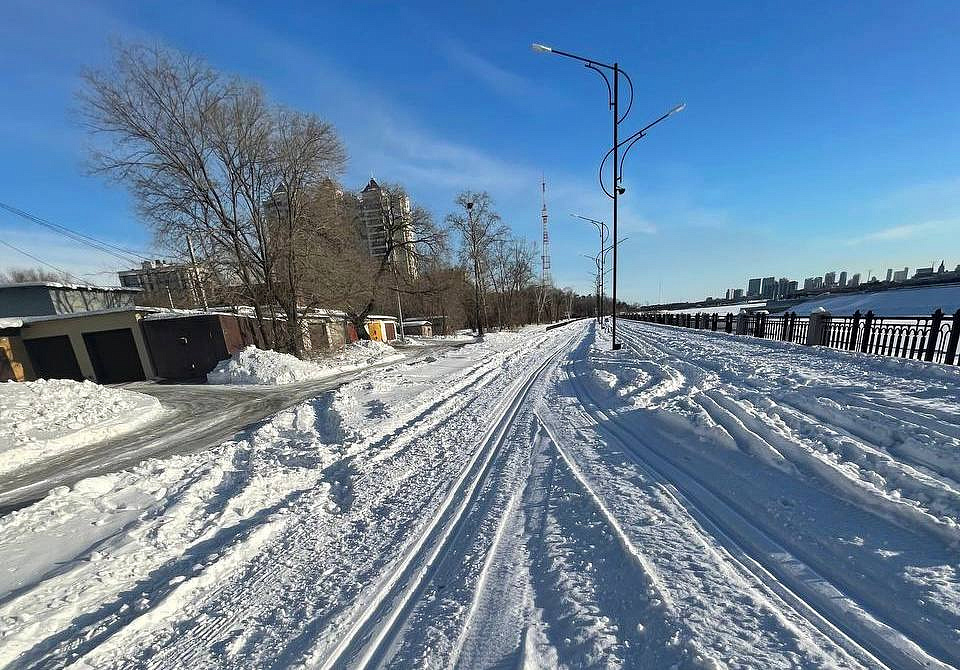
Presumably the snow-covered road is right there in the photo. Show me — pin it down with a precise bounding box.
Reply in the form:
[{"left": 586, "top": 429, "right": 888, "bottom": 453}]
[
  {"left": 2, "top": 322, "right": 958, "bottom": 669},
  {"left": 0, "top": 344, "right": 452, "bottom": 512}
]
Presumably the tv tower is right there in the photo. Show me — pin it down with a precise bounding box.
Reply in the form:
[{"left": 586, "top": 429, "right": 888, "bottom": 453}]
[{"left": 541, "top": 177, "right": 551, "bottom": 288}]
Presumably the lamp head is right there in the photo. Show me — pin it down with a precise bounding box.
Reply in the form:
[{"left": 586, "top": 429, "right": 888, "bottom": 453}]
[
  {"left": 531, "top": 43, "right": 553, "bottom": 53},
  {"left": 616, "top": 185, "right": 626, "bottom": 195},
  {"left": 669, "top": 102, "right": 686, "bottom": 115}
]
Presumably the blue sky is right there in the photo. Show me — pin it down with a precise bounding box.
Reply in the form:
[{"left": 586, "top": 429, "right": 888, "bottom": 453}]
[{"left": 1, "top": 1, "right": 958, "bottom": 303}]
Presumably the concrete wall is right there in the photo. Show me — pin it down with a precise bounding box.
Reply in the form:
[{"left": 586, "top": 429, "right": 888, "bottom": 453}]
[
  {"left": 48, "top": 287, "right": 136, "bottom": 315},
  {"left": 21, "top": 310, "right": 156, "bottom": 381},
  {"left": 0, "top": 285, "right": 138, "bottom": 317},
  {"left": 0, "top": 285, "right": 54, "bottom": 317}
]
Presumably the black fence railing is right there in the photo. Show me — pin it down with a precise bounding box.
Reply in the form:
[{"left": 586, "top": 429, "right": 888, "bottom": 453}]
[{"left": 624, "top": 308, "right": 960, "bottom": 366}]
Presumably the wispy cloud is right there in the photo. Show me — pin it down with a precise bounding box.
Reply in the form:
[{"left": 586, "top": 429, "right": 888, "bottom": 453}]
[
  {"left": 849, "top": 220, "right": 953, "bottom": 244},
  {"left": 439, "top": 38, "right": 537, "bottom": 102}
]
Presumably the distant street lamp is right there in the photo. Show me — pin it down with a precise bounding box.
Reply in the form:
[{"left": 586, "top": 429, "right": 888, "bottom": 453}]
[
  {"left": 573, "top": 214, "right": 608, "bottom": 323},
  {"left": 532, "top": 42, "right": 684, "bottom": 350}
]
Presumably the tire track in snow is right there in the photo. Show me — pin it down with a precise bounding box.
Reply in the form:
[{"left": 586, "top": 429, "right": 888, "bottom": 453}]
[
  {"left": 132, "top": 332, "right": 571, "bottom": 670},
  {"left": 311, "top": 331, "right": 580, "bottom": 670},
  {"left": 12, "top": 332, "right": 569, "bottom": 670},
  {"left": 619, "top": 322, "right": 960, "bottom": 540},
  {"left": 611, "top": 322, "right": 956, "bottom": 669}
]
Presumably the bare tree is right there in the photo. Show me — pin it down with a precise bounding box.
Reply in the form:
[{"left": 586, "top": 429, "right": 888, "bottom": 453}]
[
  {"left": 332, "top": 184, "right": 445, "bottom": 339},
  {"left": 0, "top": 267, "right": 72, "bottom": 283},
  {"left": 489, "top": 237, "right": 537, "bottom": 329},
  {"left": 445, "top": 191, "right": 507, "bottom": 336},
  {"left": 79, "top": 41, "right": 346, "bottom": 356}
]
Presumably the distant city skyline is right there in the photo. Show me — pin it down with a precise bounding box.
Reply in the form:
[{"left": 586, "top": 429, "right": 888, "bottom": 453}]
[{"left": 695, "top": 258, "right": 959, "bottom": 306}]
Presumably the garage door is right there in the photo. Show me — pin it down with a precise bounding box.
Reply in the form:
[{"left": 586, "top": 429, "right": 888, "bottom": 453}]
[
  {"left": 83, "top": 328, "right": 146, "bottom": 384},
  {"left": 24, "top": 335, "right": 84, "bottom": 381}
]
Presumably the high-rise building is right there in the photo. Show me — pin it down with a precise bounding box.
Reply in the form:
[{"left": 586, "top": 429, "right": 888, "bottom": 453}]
[
  {"left": 733, "top": 288, "right": 744, "bottom": 300},
  {"left": 787, "top": 280, "right": 798, "bottom": 296},
  {"left": 884, "top": 269, "right": 893, "bottom": 283},
  {"left": 849, "top": 273, "right": 861, "bottom": 288},
  {"left": 776, "top": 277, "right": 791, "bottom": 298},
  {"left": 747, "top": 278, "right": 762, "bottom": 297},
  {"left": 893, "top": 267, "right": 908, "bottom": 282},
  {"left": 839, "top": 271, "right": 848, "bottom": 287},
  {"left": 824, "top": 271, "right": 836, "bottom": 288},
  {"left": 760, "top": 276, "right": 777, "bottom": 299},
  {"left": 358, "top": 178, "right": 418, "bottom": 279},
  {"left": 725, "top": 288, "right": 737, "bottom": 300}
]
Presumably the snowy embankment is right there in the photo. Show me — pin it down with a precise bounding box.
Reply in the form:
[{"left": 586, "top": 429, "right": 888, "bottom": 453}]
[
  {"left": 789, "top": 283, "right": 960, "bottom": 316},
  {"left": 206, "top": 341, "right": 402, "bottom": 385},
  {"left": 0, "top": 379, "right": 162, "bottom": 475}
]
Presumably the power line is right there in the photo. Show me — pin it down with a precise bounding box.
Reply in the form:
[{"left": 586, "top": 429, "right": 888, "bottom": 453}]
[
  {"left": 0, "top": 238, "right": 94, "bottom": 286},
  {"left": 0, "top": 200, "right": 161, "bottom": 267}
]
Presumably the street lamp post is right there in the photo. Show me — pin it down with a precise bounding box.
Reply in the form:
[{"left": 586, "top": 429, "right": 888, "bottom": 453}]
[
  {"left": 581, "top": 252, "right": 602, "bottom": 321},
  {"left": 573, "top": 214, "right": 608, "bottom": 324},
  {"left": 532, "top": 42, "right": 683, "bottom": 350}
]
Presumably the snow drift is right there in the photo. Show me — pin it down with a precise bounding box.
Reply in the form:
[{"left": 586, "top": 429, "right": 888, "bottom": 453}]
[
  {"left": 0, "top": 379, "right": 163, "bottom": 475},
  {"left": 206, "top": 342, "right": 402, "bottom": 385}
]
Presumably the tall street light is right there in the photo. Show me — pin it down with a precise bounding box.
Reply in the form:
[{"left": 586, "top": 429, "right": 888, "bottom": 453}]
[
  {"left": 532, "top": 42, "right": 684, "bottom": 350},
  {"left": 581, "top": 252, "right": 602, "bottom": 320},
  {"left": 572, "top": 214, "right": 608, "bottom": 324}
]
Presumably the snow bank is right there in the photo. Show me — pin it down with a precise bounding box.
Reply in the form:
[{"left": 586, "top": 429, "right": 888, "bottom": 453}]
[
  {"left": 0, "top": 379, "right": 162, "bottom": 475},
  {"left": 206, "top": 341, "right": 402, "bottom": 386}
]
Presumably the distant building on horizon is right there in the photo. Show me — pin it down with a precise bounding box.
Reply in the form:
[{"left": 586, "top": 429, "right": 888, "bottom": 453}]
[
  {"left": 734, "top": 288, "right": 744, "bottom": 300},
  {"left": 849, "top": 273, "right": 861, "bottom": 288},
  {"left": 839, "top": 271, "right": 848, "bottom": 287},
  {"left": 747, "top": 278, "right": 762, "bottom": 298},
  {"left": 358, "top": 178, "right": 418, "bottom": 279},
  {"left": 893, "top": 267, "right": 908, "bottom": 282},
  {"left": 914, "top": 266, "right": 934, "bottom": 279},
  {"left": 885, "top": 268, "right": 893, "bottom": 283},
  {"left": 824, "top": 271, "right": 837, "bottom": 288},
  {"left": 118, "top": 260, "right": 206, "bottom": 305},
  {"left": 760, "top": 276, "right": 777, "bottom": 299},
  {"left": 776, "top": 277, "right": 792, "bottom": 299}
]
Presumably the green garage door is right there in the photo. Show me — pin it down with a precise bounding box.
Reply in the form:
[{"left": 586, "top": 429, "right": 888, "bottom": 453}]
[{"left": 83, "top": 328, "right": 146, "bottom": 384}]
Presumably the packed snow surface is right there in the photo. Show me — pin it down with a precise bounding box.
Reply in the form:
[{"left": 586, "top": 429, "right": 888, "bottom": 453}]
[
  {"left": 788, "top": 283, "right": 960, "bottom": 316},
  {"left": 0, "top": 379, "right": 162, "bottom": 475},
  {"left": 206, "top": 341, "right": 402, "bottom": 385},
  {"left": 3, "top": 323, "right": 960, "bottom": 668}
]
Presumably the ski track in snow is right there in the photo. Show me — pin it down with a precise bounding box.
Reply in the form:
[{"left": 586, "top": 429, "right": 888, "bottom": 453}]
[{"left": 1, "top": 321, "right": 959, "bottom": 669}]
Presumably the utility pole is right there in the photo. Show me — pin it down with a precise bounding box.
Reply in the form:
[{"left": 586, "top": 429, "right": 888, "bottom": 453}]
[
  {"left": 186, "top": 234, "right": 208, "bottom": 310},
  {"left": 467, "top": 201, "right": 484, "bottom": 336},
  {"left": 394, "top": 269, "right": 406, "bottom": 343}
]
